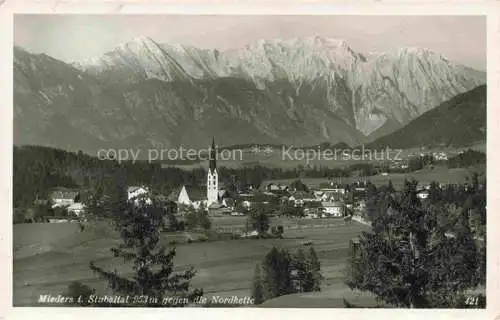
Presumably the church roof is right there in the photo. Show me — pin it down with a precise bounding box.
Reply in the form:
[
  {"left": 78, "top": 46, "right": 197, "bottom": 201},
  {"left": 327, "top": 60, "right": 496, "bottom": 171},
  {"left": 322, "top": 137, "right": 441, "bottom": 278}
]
[
  {"left": 168, "top": 185, "right": 207, "bottom": 202},
  {"left": 209, "top": 137, "right": 217, "bottom": 172}
]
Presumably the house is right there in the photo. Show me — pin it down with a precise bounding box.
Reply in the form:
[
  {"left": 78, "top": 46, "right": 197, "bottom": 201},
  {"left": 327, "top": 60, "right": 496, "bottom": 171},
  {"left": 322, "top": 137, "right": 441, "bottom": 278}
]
[
  {"left": 317, "top": 184, "right": 347, "bottom": 201},
  {"left": 288, "top": 191, "right": 315, "bottom": 207},
  {"left": 50, "top": 189, "right": 80, "bottom": 208},
  {"left": 321, "top": 201, "right": 345, "bottom": 217},
  {"left": 242, "top": 200, "right": 252, "bottom": 208},
  {"left": 265, "top": 182, "right": 280, "bottom": 191},
  {"left": 222, "top": 198, "right": 235, "bottom": 209},
  {"left": 433, "top": 152, "right": 448, "bottom": 161},
  {"left": 304, "top": 207, "right": 323, "bottom": 219},
  {"left": 417, "top": 190, "right": 430, "bottom": 199},
  {"left": 263, "top": 182, "right": 289, "bottom": 193},
  {"left": 389, "top": 160, "right": 409, "bottom": 170},
  {"left": 67, "top": 202, "right": 86, "bottom": 217},
  {"left": 352, "top": 181, "right": 367, "bottom": 192},
  {"left": 417, "top": 183, "right": 431, "bottom": 191},
  {"left": 127, "top": 186, "right": 152, "bottom": 205},
  {"left": 218, "top": 189, "right": 230, "bottom": 200}
]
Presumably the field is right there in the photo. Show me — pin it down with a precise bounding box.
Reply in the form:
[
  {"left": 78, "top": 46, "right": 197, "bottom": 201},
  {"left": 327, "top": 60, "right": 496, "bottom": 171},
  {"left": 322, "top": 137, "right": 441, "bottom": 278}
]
[
  {"left": 13, "top": 218, "right": 370, "bottom": 307},
  {"left": 170, "top": 143, "right": 486, "bottom": 170},
  {"left": 264, "top": 166, "right": 484, "bottom": 190}
]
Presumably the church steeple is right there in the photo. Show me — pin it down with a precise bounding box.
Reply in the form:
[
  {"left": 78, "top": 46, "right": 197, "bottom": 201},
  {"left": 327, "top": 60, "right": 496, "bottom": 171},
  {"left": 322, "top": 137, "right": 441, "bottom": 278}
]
[
  {"left": 209, "top": 136, "right": 217, "bottom": 172},
  {"left": 207, "top": 137, "right": 219, "bottom": 206}
]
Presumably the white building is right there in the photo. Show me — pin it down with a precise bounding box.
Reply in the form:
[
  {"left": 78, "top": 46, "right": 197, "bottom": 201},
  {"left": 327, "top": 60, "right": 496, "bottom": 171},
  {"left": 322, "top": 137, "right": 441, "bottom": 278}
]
[
  {"left": 50, "top": 189, "right": 79, "bottom": 208},
  {"left": 207, "top": 137, "right": 219, "bottom": 207},
  {"left": 127, "top": 186, "right": 152, "bottom": 205},
  {"left": 67, "top": 202, "right": 86, "bottom": 216},
  {"left": 417, "top": 190, "right": 430, "bottom": 199},
  {"left": 321, "top": 201, "right": 345, "bottom": 217}
]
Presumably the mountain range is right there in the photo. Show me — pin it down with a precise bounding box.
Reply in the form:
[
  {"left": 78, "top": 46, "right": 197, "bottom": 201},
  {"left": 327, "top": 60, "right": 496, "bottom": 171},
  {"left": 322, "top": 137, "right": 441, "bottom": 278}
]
[{"left": 14, "top": 36, "right": 486, "bottom": 154}]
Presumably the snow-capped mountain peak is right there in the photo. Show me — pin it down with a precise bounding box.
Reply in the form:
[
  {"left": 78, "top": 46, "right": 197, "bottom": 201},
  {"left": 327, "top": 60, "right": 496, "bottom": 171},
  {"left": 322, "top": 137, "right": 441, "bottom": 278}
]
[{"left": 70, "top": 36, "right": 485, "bottom": 136}]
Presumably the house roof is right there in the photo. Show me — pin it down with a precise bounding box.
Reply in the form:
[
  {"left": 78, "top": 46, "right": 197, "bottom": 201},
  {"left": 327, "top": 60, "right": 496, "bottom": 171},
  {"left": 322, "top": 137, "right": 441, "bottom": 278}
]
[
  {"left": 290, "top": 191, "right": 314, "bottom": 199},
  {"left": 127, "top": 186, "right": 149, "bottom": 193},
  {"left": 321, "top": 201, "right": 344, "bottom": 207},
  {"left": 50, "top": 190, "right": 79, "bottom": 200},
  {"left": 67, "top": 202, "right": 85, "bottom": 210},
  {"left": 260, "top": 181, "right": 288, "bottom": 190}
]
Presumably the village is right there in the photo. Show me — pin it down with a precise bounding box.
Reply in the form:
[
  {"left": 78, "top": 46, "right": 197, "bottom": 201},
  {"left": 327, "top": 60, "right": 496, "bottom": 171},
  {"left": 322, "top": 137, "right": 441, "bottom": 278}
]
[{"left": 21, "top": 140, "right": 458, "bottom": 229}]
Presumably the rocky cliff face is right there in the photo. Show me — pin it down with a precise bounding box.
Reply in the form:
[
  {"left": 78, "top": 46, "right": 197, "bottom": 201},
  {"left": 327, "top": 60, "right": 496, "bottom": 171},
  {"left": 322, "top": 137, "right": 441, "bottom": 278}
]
[{"left": 14, "top": 36, "right": 486, "bottom": 154}]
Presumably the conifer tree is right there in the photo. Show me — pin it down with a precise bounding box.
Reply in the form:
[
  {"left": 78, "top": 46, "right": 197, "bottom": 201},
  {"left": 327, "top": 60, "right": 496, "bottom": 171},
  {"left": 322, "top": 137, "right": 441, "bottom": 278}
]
[
  {"left": 261, "top": 247, "right": 295, "bottom": 299},
  {"left": 308, "top": 247, "right": 322, "bottom": 292},
  {"left": 89, "top": 190, "right": 202, "bottom": 307},
  {"left": 251, "top": 264, "right": 265, "bottom": 305},
  {"left": 293, "top": 248, "right": 307, "bottom": 292}
]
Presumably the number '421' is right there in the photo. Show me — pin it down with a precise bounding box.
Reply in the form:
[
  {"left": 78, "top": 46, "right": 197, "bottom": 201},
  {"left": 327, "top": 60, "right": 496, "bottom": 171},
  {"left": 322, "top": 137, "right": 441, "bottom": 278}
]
[{"left": 465, "top": 296, "right": 479, "bottom": 306}]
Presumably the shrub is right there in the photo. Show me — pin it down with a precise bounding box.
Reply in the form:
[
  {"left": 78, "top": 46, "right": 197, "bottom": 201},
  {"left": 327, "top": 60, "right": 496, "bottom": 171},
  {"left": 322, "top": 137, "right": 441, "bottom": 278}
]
[{"left": 65, "top": 281, "right": 95, "bottom": 306}]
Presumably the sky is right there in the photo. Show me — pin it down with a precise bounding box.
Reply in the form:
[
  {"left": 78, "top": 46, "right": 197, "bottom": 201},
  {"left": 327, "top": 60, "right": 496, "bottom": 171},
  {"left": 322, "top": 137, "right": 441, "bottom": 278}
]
[{"left": 14, "top": 15, "right": 486, "bottom": 70}]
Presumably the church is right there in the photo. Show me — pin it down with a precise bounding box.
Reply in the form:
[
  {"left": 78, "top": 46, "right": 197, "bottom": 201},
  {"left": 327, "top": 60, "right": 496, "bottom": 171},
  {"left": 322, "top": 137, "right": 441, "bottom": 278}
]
[
  {"left": 168, "top": 138, "right": 227, "bottom": 210},
  {"left": 206, "top": 137, "right": 219, "bottom": 206}
]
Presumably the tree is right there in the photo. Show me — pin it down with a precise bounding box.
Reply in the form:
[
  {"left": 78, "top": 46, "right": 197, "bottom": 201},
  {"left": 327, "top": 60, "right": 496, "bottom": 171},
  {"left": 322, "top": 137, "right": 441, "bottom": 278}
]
[
  {"left": 33, "top": 201, "right": 54, "bottom": 222},
  {"left": 387, "top": 180, "right": 395, "bottom": 194},
  {"left": 428, "top": 181, "right": 442, "bottom": 204},
  {"left": 280, "top": 202, "right": 304, "bottom": 218},
  {"left": 89, "top": 191, "right": 202, "bottom": 307},
  {"left": 184, "top": 205, "right": 211, "bottom": 232},
  {"left": 290, "top": 179, "right": 309, "bottom": 192},
  {"left": 249, "top": 204, "right": 270, "bottom": 237},
  {"left": 276, "top": 225, "right": 284, "bottom": 238},
  {"left": 251, "top": 264, "right": 265, "bottom": 305},
  {"left": 346, "top": 179, "right": 483, "bottom": 308},
  {"left": 65, "top": 281, "right": 95, "bottom": 306},
  {"left": 307, "top": 247, "right": 322, "bottom": 292},
  {"left": 261, "top": 247, "right": 295, "bottom": 299},
  {"left": 293, "top": 248, "right": 308, "bottom": 292},
  {"left": 452, "top": 210, "right": 479, "bottom": 289}
]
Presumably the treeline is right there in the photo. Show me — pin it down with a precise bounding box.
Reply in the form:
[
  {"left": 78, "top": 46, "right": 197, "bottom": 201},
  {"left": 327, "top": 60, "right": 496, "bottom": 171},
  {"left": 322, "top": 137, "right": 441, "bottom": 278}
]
[
  {"left": 448, "top": 149, "right": 486, "bottom": 168},
  {"left": 13, "top": 145, "right": 487, "bottom": 211},
  {"left": 251, "top": 246, "right": 322, "bottom": 305},
  {"left": 363, "top": 173, "right": 486, "bottom": 238}
]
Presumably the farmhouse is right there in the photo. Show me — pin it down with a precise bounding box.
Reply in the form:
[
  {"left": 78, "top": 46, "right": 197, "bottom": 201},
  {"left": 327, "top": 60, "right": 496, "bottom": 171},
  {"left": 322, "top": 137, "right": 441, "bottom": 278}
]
[
  {"left": 316, "top": 184, "right": 347, "bottom": 201},
  {"left": 262, "top": 181, "right": 289, "bottom": 193},
  {"left": 321, "top": 201, "right": 345, "bottom": 217},
  {"left": 66, "top": 202, "right": 86, "bottom": 216},
  {"left": 288, "top": 191, "right": 315, "bottom": 207},
  {"left": 50, "top": 189, "right": 79, "bottom": 208},
  {"left": 352, "top": 181, "right": 367, "bottom": 192},
  {"left": 127, "top": 186, "right": 152, "bottom": 205},
  {"left": 417, "top": 190, "right": 430, "bottom": 199}
]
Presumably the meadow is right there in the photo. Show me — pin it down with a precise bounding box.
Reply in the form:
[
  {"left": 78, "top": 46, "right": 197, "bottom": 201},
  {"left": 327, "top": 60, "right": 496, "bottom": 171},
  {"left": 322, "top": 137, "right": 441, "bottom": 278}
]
[
  {"left": 263, "top": 166, "right": 483, "bottom": 190},
  {"left": 169, "top": 143, "right": 486, "bottom": 170},
  {"left": 13, "top": 218, "right": 370, "bottom": 307}
]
